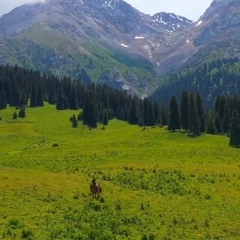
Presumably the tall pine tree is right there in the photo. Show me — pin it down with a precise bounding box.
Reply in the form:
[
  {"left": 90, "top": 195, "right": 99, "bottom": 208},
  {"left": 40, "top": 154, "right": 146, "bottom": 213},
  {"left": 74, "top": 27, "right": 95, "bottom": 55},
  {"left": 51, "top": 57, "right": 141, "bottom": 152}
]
[
  {"left": 188, "top": 94, "right": 200, "bottom": 136},
  {"left": 229, "top": 109, "right": 240, "bottom": 147},
  {"left": 168, "top": 96, "right": 180, "bottom": 131},
  {"left": 196, "top": 93, "right": 205, "bottom": 133},
  {"left": 180, "top": 91, "right": 189, "bottom": 131}
]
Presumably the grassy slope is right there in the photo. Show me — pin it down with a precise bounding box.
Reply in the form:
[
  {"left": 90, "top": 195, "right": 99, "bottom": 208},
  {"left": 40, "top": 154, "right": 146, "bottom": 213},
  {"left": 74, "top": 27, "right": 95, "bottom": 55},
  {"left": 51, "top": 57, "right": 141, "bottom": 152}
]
[
  {"left": 9, "top": 25, "right": 157, "bottom": 93},
  {"left": 0, "top": 104, "right": 239, "bottom": 239}
]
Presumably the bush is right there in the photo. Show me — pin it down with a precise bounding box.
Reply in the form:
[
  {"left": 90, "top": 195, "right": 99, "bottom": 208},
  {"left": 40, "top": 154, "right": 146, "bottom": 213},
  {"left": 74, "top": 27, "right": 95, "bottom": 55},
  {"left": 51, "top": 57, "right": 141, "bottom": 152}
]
[{"left": 21, "top": 229, "right": 34, "bottom": 239}]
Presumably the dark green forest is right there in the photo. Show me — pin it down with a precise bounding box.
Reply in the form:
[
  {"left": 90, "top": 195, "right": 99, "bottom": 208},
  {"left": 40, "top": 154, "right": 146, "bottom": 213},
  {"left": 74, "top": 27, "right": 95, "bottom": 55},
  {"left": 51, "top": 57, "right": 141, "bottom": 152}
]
[
  {"left": 152, "top": 58, "right": 240, "bottom": 108},
  {"left": 0, "top": 65, "right": 160, "bottom": 128},
  {"left": 1, "top": 63, "right": 240, "bottom": 147}
]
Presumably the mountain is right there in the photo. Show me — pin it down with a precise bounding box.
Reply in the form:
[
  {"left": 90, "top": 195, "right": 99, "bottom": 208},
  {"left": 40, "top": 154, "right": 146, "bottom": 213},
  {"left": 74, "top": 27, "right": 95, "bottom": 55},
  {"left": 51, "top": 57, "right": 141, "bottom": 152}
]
[
  {"left": 0, "top": 0, "right": 240, "bottom": 97},
  {"left": 0, "top": 0, "right": 192, "bottom": 95},
  {"left": 151, "top": 0, "right": 240, "bottom": 106},
  {"left": 189, "top": 0, "right": 240, "bottom": 62}
]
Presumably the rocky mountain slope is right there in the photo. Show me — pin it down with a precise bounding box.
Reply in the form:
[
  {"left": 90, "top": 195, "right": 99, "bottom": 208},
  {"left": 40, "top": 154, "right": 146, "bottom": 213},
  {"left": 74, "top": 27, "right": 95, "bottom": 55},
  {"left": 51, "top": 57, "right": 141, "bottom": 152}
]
[
  {"left": 0, "top": 0, "right": 240, "bottom": 96},
  {"left": 0, "top": 0, "right": 193, "bottom": 95},
  {"left": 151, "top": 12, "right": 193, "bottom": 32}
]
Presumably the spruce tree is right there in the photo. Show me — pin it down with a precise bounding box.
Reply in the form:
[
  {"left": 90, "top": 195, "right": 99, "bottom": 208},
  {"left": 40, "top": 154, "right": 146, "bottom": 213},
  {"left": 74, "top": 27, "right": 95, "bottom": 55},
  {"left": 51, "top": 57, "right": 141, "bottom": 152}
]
[
  {"left": 215, "top": 113, "right": 222, "bottom": 133},
  {"left": 30, "top": 84, "right": 37, "bottom": 107},
  {"left": 13, "top": 111, "right": 18, "bottom": 119},
  {"left": 82, "top": 92, "right": 97, "bottom": 128},
  {"left": 78, "top": 112, "right": 83, "bottom": 121},
  {"left": 188, "top": 94, "right": 200, "bottom": 136},
  {"left": 168, "top": 96, "right": 180, "bottom": 131},
  {"left": 56, "top": 90, "right": 65, "bottom": 110},
  {"left": 71, "top": 114, "right": 78, "bottom": 128},
  {"left": 153, "top": 102, "right": 160, "bottom": 125},
  {"left": 146, "top": 100, "right": 155, "bottom": 126},
  {"left": 103, "top": 110, "right": 109, "bottom": 126},
  {"left": 128, "top": 99, "right": 138, "bottom": 125},
  {"left": 69, "top": 85, "right": 79, "bottom": 110},
  {"left": 19, "top": 107, "right": 26, "bottom": 118},
  {"left": 161, "top": 105, "right": 168, "bottom": 126},
  {"left": 206, "top": 113, "right": 216, "bottom": 134},
  {"left": 0, "top": 79, "right": 7, "bottom": 109},
  {"left": 88, "top": 97, "right": 98, "bottom": 128},
  {"left": 222, "top": 102, "right": 230, "bottom": 133},
  {"left": 37, "top": 83, "right": 44, "bottom": 107},
  {"left": 196, "top": 93, "right": 205, "bottom": 133},
  {"left": 180, "top": 91, "right": 189, "bottom": 131},
  {"left": 229, "top": 109, "right": 240, "bottom": 147}
]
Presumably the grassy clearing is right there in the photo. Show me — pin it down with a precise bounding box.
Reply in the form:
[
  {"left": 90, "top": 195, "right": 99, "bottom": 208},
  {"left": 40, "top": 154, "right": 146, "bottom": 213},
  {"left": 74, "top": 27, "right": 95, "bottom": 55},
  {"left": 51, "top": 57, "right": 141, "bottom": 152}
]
[{"left": 0, "top": 104, "right": 240, "bottom": 239}]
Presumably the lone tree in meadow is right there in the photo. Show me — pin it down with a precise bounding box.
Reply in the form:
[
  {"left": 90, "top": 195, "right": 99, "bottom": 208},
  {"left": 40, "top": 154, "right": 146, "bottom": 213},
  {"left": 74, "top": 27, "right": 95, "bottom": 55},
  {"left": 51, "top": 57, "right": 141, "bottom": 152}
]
[
  {"left": 168, "top": 96, "right": 180, "bottom": 131},
  {"left": 13, "top": 111, "right": 18, "bottom": 119},
  {"left": 71, "top": 114, "right": 78, "bottom": 128},
  {"left": 229, "top": 109, "right": 240, "bottom": 147},
  {"left": 19, "top": 107, "right": 26, "bottom": 118}
]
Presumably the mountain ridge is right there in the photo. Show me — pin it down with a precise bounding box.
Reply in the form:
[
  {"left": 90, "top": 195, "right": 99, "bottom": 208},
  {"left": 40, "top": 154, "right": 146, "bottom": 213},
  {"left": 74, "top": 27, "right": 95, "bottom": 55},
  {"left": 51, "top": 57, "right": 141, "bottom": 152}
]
[{"left": 0, "top": 0, "right": 240, "bottom": 96}]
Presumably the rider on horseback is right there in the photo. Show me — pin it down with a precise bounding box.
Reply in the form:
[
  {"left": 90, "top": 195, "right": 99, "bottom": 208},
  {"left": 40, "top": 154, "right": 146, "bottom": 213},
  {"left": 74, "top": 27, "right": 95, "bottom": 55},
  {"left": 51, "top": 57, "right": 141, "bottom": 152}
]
[{"left": 90, "top": 178, "right": 102, "bottom": 198}]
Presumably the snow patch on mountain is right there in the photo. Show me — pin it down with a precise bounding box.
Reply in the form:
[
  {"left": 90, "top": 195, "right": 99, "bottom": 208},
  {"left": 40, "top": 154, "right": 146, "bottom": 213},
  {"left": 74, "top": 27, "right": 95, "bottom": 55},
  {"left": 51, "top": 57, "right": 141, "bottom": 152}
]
[
  {"left": 151, "top": 12, "right": 193, "bottom": 31},
  {"left": 195, "top": 20, "right": 202, "bottom": 27},
  {"left": 135, "top": 36, "right": 145, "bottom": 39},
  {"left": 121, "top": 43, "right": 130, "bottom": 48}
]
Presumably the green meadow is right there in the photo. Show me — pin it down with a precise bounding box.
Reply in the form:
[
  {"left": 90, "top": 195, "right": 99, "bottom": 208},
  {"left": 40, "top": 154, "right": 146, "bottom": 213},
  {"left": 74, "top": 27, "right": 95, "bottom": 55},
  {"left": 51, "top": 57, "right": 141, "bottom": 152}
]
[{"left": 0, "top": 104, "right": 239, "bottom": 239}]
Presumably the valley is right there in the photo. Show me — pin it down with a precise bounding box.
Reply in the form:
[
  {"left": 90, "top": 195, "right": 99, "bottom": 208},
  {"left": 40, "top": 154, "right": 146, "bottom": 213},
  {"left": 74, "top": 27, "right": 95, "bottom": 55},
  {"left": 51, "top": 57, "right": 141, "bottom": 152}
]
[{"left": 0, "top": 104, "right": 239, "bottom": 239}]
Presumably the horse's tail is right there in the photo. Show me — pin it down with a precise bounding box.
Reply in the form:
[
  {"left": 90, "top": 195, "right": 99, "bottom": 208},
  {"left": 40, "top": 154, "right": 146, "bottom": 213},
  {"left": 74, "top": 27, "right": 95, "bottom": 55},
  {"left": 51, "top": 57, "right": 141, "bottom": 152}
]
[{"left": 99, "top": 185, "right": 102, "bottom": 193}]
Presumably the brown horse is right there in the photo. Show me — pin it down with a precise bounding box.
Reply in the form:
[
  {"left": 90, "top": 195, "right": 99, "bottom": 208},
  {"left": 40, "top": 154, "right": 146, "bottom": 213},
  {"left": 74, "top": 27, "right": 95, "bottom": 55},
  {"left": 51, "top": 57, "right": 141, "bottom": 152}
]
[{"left": 90, "top": 181, "right": 102, "bottom": 198}]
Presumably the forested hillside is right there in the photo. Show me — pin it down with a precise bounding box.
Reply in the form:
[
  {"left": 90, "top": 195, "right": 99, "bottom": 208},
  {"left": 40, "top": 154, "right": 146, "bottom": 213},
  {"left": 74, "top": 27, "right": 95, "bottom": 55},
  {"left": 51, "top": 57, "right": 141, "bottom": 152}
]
[{"left": 152, "top": 58, "right": 240, "bottom": 108}]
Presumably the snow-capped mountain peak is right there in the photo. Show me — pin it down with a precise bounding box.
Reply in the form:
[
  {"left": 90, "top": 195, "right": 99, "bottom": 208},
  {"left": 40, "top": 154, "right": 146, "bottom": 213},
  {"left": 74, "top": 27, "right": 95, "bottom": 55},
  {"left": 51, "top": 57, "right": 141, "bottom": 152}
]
[{"left": 151, "top": 12, "right": 193, "bottom": 32}]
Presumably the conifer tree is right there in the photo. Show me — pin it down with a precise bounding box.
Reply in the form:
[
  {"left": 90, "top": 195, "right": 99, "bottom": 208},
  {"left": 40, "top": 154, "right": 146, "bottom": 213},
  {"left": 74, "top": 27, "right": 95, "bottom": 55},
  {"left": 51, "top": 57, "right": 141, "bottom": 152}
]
[
  {"left": 196, "top": 93, "right": 205, "bottom": 133},
  {"left": 71, "top": 114, "right": 78, "bottom": 128},
  {"left": 78, "top": 112, "right": 83, "bottom": 121},
  {"left": 215, "top": 113, "right": 222, "bottom": 133},
  {"left": 0, "top": 79, "right": 7, "bottom": 109},
  {"left": 160, "top": 105, "right": 168, "bottom": 126},
  {"left": 37, "top": 83, "right": 44, "bottom": 107},
  {"left": 154, "top": 101, "right": 160, "bottom": 125},
  {"left": 82, "top": 92, "right": 97, "bottom": 128},
  {"left": 146, "top": 100, "right": 155, "bottom": 126},
  {"left": 13, "top": 111, "right": 18, "bottom": 119},
  {"left": 30, "top": 84, "right": 37, "bottom": 107},
  {"left": 206, "top": 113, "right": 216, "bottom": 134},
  {"left": 128, "top": 98, "right": 138, "bottom": 125},
  {"left": 19, "top": 107, "right": 26, "bottom": 118},
  {"left": 88, "top": 97, "right": 98, "bottom": 128},
  {"left": 229, "top": 109, "right": 240, "bottom": 147},
  {"left": 168, "top": 96, "right": 180, "bottom": 131},
  {"left": 69, "top": 85, "right": 79, "bottom": 110},
  {"left": 222, "top": 102, "right": 231, "bottom": 133},
  {"left": 180, "top": 91, "right": 189, "bottom": 131},
  {"left": 188, "top": 94, "right": 200, "bottom": 136},
  {"left": 56, "top": 90, "right": 65, "bottom": 110},
  {"left": 103, "top": 110, "right": 109, "bottom": 126}
]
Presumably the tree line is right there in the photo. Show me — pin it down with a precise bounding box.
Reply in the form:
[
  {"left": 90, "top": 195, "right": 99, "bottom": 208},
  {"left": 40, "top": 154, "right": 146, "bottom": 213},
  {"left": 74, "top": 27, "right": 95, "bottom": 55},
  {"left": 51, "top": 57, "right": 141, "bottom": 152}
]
[
  {"left": 0, "top": 64, "right": 240, "bottom": 147},
  {"left": 168, "top": 91, "right": 240, "bottom": 147},
  {"left": 0, "top": 64, "right": 162, "bottom": 128}
]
